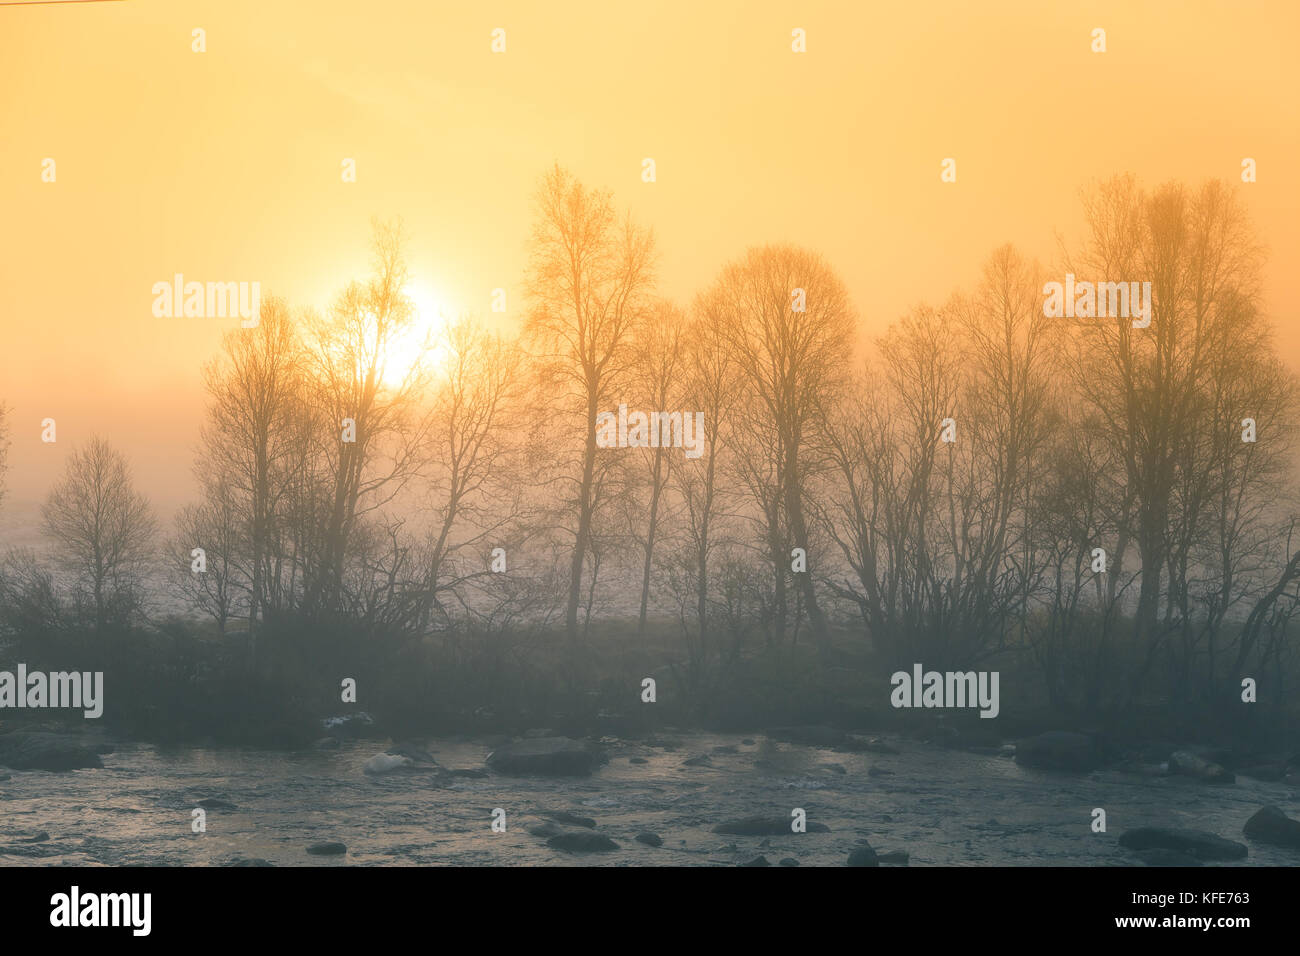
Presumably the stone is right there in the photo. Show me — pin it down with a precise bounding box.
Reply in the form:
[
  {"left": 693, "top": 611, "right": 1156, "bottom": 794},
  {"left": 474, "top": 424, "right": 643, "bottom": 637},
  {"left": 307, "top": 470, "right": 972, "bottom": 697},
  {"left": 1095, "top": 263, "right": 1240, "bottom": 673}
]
[
  {"left": 1243, "top": 805, "right": 1300, "bottom": 849},
  {"left": 713, "top": 816, "right": 830, "bottom": 835},
  {"left": 1169, "top": 750, "right": 1235, "bottom": 784},
  {"left": 1118, "top": 827, "right": 1247, "bottom": 861},
  {"left": 486, "top": 737, "right": 603, "bottom": 777},
  {"left": 847, "top": 845, "right": 879, "bottom": 866},
  {"left": 546, "top": 831, "right": 618, "bottom": 852},
  {"left": 306, "top": 842, "right": 347, "bottom": 856},
  {"left": 0, "top": 733, "right": 103, "bottom": 772}
]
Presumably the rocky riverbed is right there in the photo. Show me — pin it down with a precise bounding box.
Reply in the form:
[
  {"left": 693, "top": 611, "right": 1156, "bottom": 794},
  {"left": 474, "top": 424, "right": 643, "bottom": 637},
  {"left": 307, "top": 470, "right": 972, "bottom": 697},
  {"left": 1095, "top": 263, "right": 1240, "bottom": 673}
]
[{"left": 2, "top": 727, "right": 1299, "bottom": 866}]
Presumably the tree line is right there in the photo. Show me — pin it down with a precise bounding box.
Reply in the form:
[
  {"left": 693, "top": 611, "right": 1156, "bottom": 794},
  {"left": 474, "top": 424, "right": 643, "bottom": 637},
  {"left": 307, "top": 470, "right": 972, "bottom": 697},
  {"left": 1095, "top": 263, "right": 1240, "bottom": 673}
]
[{"left": 1, "top": 166, "right": 1297, "bottom": 728}]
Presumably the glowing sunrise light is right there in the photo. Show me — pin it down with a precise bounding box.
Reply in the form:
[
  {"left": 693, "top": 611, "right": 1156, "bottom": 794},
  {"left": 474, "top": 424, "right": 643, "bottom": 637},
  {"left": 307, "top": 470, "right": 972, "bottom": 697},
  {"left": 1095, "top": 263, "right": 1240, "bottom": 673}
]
[{"left": 379, "top": 280, "right": 450, "bottom": 388}]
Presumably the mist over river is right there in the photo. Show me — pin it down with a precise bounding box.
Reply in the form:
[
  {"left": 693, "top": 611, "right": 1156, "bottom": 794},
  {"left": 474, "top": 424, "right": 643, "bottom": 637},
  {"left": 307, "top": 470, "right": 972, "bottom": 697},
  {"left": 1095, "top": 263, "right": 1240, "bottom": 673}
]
[{"left": 3, "top": 731, "right": 1297, "bottom": 866}]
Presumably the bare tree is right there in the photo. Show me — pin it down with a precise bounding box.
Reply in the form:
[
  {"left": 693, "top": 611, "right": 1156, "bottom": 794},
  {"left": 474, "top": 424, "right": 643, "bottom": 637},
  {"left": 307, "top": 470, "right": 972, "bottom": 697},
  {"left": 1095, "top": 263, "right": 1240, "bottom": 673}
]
[
  {"left": 629, "top": 300, "right": 686, "bottom": 635},
  {"left": 705, "top": 244, "right": 855, "bottom": 654},
  {"left": 196, "top": 294, "right": 307, "bottom": 648},
  {"left": 670, "top": 306, "right": 741, "bottom": 660},
  {"left": 303, "top": 218, "right": 429, "bottom": 618},
  {"left": 414, "top": 316, "right": 527, "bottom": 630},
  {"left": 1065, "top": 177, "right": 1264, "bottom": 650},
  {"left": 42, "top": 437, "right": 157, "bottom": 632},
  {"left": 170, "top": 477, "right": 246, "bottom": 634},
  {"left": 524, "top": 164, "right": 656, "bottom": 642}
]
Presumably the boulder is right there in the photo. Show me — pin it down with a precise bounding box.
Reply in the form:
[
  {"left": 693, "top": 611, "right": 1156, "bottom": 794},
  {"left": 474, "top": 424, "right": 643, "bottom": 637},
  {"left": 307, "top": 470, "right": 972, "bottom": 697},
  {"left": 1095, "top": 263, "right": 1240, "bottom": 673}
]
[
  {"left": 1014, "top": 732, "right": 1099, "bottom": 772},
  {"left": 546, "top": 831, "right": 618, "bottom": 852},
  {"left": 363, "top": 753, "right": 413, "bottom": 775},
  {"left": 847, "top": 845, "right": 879, "bottom": 867},
  {"left": 1243, "top": 805, "right": 1300, "bottom": 849},
  {"left": 0, "top": 733, "right": 103, "bottom": 771},
  {"left": 321, "top": 713, "right": 377, "bottom": 738},
  {"left": 1169, "top": 750, "right": 1235, "bottom": 784},
  {"left": 713, "top": 816, "right": 830, "bottom": 835},
  {"left": 740, "top": 855, "right": 770, "bottom": 867},
  {"left": 486, "top": 737, "right": 603, "bottom": 777},
  {"left": 387, "top": 742, "right": 438, "bottom": 763},
  {"left": 306, "top": 842, "right": 347, "bottom": 856},
  {"left": 1118, "top": 827, "right": 1247, "bottom": 861},
  {"left": 635, "top": 832, "right": 663, "bottom": 847}
]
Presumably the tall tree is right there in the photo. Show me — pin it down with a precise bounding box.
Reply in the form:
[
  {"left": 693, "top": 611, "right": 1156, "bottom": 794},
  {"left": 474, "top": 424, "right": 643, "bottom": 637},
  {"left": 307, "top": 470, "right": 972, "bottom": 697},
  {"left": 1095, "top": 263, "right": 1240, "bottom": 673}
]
[
  {"left": 631, "top": 300, "right": 686, "bottom": 636},
  {"left": 524, "top": 164, "right": 656, "bottom": 642},
  {"left": 707, "top": 244, "right": 855, "bottom": 654},
  {"left": 1066, "top": 177, "right": 1268, "bottom": 654},
  {"left": 196, "top": 294, "right": 306, "bottom": 648},
  {"left": 303, "top": 218, "right": 429, "bottom": 618}
]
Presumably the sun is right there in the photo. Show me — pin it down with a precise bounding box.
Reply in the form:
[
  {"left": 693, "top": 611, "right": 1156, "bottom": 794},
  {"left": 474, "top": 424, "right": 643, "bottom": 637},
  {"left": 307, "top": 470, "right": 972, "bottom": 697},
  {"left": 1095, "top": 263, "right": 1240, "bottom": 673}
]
[{"left": 379, "top": 281, "right": 449, "bottom": 388}]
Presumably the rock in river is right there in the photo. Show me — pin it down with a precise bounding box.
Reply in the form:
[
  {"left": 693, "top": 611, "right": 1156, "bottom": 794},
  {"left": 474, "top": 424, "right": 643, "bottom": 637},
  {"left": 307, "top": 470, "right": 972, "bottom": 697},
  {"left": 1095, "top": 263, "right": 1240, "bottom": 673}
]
[
  {"left": 847, "top": 845, "right": 879, "bottom": 866},
  {"left": 0, "top": 733, "right": 103, "bottom": 772},
  {"left": 306, "top": 842, "right": 347, "bottom": 856},
  {"left": 486, "top": 737, "right": 603, "bottom": 777},
  {"left": 1168, "top": 750, "right": 1235, "bottom": 784},
  {"left": 1243, "top": 805, "right": 1300, "bottom": 849},
  {"left": 1118, "top": 827, "right": 1247, "bottom": 861},
  {"left": 363, "top": 753, "right": 414, "bottom": 775},
  {"left": 546, "top": 831, "right": 618, "bottom": 852}
]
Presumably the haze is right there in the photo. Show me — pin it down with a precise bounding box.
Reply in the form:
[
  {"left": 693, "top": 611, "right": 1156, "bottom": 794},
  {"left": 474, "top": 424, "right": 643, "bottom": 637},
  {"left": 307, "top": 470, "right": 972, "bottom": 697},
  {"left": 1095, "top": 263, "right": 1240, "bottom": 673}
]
[{"left": 1, "top": 0, "right": 1297, "bottom": 518}]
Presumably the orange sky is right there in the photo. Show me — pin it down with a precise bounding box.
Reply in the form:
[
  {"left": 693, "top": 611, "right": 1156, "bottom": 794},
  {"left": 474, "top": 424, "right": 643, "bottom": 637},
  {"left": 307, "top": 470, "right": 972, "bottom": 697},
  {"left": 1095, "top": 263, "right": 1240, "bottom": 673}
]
[{"left": 1, "top": 0, "right": 1297, "bottom": 517}]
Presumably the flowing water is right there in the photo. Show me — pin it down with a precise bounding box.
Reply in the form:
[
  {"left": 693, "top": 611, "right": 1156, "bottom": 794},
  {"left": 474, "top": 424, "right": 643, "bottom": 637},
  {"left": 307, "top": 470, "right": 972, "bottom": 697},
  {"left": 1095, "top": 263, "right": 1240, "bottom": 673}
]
[{"left": 3, "top": 731, "right": 1297, "bottom": 866}]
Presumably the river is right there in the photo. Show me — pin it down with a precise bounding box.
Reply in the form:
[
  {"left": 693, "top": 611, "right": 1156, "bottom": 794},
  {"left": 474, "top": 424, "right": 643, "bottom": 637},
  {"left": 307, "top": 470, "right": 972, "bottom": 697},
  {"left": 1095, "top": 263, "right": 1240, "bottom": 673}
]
[{"left": 2, "top": 731, "right": 1296, "bottom": 866}]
